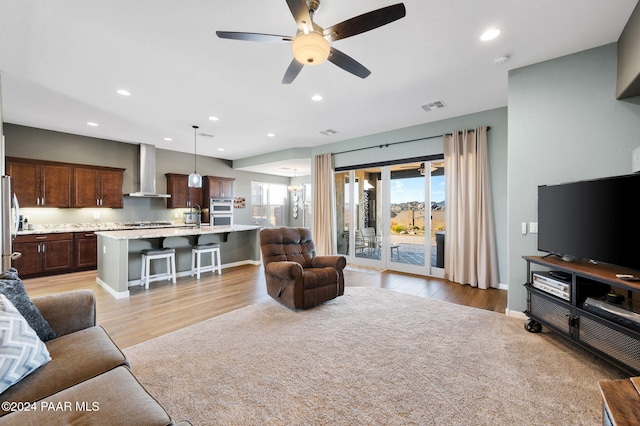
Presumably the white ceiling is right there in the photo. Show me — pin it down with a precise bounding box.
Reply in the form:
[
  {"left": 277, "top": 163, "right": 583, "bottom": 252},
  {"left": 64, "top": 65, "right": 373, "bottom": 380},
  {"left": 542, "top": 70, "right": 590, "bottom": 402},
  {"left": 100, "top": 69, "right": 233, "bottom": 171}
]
[{"left": 0, "top": 0, "right": 637, "bottom": 177}]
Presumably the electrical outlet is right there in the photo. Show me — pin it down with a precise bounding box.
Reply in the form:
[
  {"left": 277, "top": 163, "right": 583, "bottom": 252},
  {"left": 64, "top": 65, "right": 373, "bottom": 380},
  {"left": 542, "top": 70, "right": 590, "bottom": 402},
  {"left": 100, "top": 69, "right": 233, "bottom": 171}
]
[{"left": 93, "top": 211, "right": 100, "bottom": 220}]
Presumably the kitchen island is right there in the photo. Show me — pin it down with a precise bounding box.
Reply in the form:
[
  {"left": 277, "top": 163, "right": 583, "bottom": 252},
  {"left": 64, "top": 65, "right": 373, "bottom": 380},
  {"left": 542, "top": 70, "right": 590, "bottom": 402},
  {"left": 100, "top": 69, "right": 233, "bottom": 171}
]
[{"left": 95, "top": 224, "right": 261, "bottom": 298}]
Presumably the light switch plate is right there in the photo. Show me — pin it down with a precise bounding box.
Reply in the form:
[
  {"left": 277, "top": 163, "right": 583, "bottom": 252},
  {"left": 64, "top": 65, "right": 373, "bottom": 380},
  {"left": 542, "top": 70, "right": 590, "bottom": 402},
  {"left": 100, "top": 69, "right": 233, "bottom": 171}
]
[
  {"left": 521, "top": 222, "right": 527, "bottom": 235},
  {"left": 529, "top": 222, "right": 538, "bottom": 234},
  {"left": 633, "top": 146, "right": 640, "bottom": 173}
]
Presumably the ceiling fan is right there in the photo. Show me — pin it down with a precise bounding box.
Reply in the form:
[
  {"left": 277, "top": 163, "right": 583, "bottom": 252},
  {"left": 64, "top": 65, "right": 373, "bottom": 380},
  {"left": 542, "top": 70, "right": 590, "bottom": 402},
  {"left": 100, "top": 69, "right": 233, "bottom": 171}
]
[{"left": 216, "top": 0, "right": 406, "bottom": 84}]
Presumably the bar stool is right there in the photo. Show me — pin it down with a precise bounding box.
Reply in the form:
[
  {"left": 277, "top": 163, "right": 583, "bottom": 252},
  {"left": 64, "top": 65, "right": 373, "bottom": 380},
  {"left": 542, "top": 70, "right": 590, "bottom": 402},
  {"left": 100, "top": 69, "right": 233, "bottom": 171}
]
[
  {"left": 140, "top": 247, "right": 176, "bottom": 289},
  {"left": 191, "top": 243, "right": 221, "bottom": 279}
]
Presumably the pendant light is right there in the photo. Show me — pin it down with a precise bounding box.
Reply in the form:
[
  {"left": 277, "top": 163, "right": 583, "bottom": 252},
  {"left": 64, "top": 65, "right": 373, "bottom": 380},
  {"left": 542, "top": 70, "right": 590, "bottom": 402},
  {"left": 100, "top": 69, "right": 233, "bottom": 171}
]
[
  {"left": 287, "top": 169, "right": 304, "bottom": 196},
  {"left": 188, "top": 125, "right": 202, "bottom": 188}
]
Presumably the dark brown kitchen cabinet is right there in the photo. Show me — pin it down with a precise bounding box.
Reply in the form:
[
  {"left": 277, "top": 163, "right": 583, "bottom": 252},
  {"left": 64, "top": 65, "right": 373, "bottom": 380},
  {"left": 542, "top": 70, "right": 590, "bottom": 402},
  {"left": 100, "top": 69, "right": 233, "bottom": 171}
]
[
  {"left": 165, "top": 173, "right": 202, "bottom": 208},
  {"left": 203, "top": 176, "right": 235, "bottom": 199},
  {"left": 74, "top": 232, "right": 97, "bottom": 270},
  {"left": 12, "top": 233, "right": 74, "bottom": 277},
  {"left": 6, "top": 158, "right": 71, "bottom": 207},
  {"left": 73, "top": 166, "right": 124, "bottom": 208}
]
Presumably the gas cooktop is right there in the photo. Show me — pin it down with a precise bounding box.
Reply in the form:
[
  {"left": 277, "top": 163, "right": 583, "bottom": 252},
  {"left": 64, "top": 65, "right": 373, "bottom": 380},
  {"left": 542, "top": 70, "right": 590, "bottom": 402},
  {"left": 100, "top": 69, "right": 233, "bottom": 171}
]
[{"left": 121, "top": 221, "right": 174, "bottom": 228}]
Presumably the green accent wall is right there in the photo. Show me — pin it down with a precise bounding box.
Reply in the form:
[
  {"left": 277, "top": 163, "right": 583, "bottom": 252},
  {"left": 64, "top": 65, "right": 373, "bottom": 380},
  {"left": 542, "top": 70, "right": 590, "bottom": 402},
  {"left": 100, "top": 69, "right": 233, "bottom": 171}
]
[{"left": 508, "top": 43, "right": 640, "bottom": 313}]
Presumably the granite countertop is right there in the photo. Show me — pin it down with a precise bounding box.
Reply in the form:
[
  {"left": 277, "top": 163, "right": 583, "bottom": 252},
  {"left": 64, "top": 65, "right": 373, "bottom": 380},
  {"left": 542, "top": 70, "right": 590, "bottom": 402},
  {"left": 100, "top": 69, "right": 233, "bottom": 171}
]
[
  {"left": 16, "top": 221, "right": 197, "bottom": 236},
  {"left": 95, "top": 224, "right": 260, "bottom": 240}
]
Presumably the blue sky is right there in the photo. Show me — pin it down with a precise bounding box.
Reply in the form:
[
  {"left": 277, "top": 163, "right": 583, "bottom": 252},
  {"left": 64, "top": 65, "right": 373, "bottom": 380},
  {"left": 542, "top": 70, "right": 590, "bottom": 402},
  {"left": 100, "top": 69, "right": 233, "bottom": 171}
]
[{"left": 390, "top": 176, "right": 445, "bottom": 204}]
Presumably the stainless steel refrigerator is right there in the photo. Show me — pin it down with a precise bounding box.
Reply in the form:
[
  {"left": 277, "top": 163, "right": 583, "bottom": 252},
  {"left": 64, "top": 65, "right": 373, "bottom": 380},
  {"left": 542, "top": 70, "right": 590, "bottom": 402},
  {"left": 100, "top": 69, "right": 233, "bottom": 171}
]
[{"left": 1, "top": 175, "right": 21, "bottom": 271}]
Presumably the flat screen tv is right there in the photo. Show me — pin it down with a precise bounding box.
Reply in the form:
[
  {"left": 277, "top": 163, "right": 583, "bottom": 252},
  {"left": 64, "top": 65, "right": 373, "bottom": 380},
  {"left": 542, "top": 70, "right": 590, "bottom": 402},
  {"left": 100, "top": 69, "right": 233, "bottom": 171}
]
[{"left": 538, "top": 173, "right": 640, "bottom": 272}]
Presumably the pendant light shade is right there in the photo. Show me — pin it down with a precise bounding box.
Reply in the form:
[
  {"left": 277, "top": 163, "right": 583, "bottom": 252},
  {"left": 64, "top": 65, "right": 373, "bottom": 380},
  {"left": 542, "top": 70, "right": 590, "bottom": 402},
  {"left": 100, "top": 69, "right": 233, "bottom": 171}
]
[
  {"left": 188, "top": 125, "right": 202, "bottom": 188},
  {"left": 188, "top": 172, "right": 202, "bottom": 188}
]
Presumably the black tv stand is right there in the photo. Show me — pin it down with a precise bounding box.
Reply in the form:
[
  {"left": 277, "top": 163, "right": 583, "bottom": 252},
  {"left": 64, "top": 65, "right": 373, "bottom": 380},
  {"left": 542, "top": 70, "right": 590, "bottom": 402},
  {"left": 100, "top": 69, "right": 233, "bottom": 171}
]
[{"left": 524, "top": 255, "right": 640, "bottom": 375}]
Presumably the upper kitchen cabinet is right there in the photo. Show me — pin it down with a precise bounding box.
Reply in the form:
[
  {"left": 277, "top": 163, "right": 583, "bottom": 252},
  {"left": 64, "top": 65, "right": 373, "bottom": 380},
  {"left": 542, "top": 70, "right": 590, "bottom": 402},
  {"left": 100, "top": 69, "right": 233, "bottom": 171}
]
[
  {"left": 7, "top": 158, "right": 72, "bottom": 207},
  {"left": 165, "top": 173, "right": 202, "bottom": 208},
  {"left": 73, "top": 166, "right": 125, "bottom": 208},
  {"left": 203, "top": 176, "right": 235, "bottom": 199}
]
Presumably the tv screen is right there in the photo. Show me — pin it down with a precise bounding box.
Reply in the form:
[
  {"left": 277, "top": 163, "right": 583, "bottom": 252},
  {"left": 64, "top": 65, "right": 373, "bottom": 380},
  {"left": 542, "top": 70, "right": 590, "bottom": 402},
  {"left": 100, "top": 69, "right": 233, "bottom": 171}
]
[{"left": 538, "top": 173, "right": 640, "bottom": 271}]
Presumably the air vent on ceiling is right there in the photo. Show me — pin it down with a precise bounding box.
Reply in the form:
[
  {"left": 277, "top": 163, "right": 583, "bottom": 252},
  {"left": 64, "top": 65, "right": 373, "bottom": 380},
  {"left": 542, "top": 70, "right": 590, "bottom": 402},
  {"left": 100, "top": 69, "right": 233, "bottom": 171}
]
[
  {"left": 320, "top": 129, "right": 338, "bottom": 136},
  {"left": 198, "top": 132, "right": 215, "bottom": 138},
  {"left": 420, "top": 100, "right": 447, "bottom": 112}
]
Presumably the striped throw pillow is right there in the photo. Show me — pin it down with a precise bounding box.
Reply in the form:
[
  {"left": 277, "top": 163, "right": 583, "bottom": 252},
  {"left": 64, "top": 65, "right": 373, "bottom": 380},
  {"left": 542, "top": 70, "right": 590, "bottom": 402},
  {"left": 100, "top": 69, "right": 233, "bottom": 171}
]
[{"left": 0, "top": 294, "right": 51, "bottom": 393}]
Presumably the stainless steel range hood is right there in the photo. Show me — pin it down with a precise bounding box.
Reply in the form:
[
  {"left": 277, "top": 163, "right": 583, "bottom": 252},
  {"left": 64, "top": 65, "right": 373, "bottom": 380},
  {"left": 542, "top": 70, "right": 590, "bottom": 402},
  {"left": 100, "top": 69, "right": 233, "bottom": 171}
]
[{"left": 125, "top": 143, "right": 171, "bottom": 198}]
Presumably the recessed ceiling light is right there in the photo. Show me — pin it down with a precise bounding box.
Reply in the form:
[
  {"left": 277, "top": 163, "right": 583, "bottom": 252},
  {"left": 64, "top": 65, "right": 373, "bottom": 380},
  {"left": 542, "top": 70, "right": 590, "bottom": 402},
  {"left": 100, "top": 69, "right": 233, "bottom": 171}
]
[
  {"left": 86, "top": 122, "right": 99, "bottom": 127},
  {"left": 311, "top": 94, "right": 323, "bottom": 101},
  {"left": 209, "top": 116, "right": 219, "bottom": 121},
  {"left": 218, "top": 148, "right": 225, "bottom": 152},
  {"left": 267, "top": 133, "right": 275, "bottom": 137},
  {"left": 164, "top": 137, "right": 173, "bottom": 141},
  {"left": 480, "top": 28, "right": 500, "bottom": 41},
  {"left": 116, "top": 89, "right": 131, "bottom": 96}
]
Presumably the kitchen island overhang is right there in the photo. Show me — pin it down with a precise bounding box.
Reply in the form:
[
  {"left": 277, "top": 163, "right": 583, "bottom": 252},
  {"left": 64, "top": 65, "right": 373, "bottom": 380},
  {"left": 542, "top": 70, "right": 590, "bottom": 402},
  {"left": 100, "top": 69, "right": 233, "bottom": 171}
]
[{"left": 95, "top": 225, "right": 261, "bottom": 299}]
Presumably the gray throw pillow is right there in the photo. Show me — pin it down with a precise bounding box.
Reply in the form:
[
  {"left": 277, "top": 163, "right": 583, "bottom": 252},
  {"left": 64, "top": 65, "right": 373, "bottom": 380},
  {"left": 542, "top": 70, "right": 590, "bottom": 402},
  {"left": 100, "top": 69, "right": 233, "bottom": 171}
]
[
  {"left": 0, "top": 294, "right": 52, "bottom": 393},
  {"left": 0, "top": 268, "right": 56, "bottom": 341}
]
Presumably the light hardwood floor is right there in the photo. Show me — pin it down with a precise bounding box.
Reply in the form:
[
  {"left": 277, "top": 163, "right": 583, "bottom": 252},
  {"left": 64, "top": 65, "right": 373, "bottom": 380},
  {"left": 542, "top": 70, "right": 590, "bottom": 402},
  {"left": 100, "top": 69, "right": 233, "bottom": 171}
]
[{"left": 22, "top": 265, "right": 507, "bottom": 349}]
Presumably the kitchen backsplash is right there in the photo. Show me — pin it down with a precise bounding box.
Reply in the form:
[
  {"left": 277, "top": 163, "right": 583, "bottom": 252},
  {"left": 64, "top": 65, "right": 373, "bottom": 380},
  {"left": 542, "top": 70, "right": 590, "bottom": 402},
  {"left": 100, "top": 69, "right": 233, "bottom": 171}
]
[{"left": 19, "top": 205, "right": 195, "bottom": 227}]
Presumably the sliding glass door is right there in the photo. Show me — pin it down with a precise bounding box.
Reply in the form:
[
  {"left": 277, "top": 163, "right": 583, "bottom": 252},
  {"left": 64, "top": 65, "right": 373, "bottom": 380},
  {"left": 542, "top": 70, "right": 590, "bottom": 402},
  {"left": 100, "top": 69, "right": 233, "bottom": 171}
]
[
  {"left": 335, "top": 167, "right": 384, "bottom": 268},
  {"left": 336, "top": 160, "right": 444, "bottom": 277},
  {"left": 388, "top": 163, "right": 427, "bottom": 273}
]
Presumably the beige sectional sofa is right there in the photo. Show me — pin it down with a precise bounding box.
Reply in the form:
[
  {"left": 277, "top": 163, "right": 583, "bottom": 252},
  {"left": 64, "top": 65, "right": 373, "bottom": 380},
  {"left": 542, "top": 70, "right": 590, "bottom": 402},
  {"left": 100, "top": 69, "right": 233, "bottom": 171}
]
[{"left": 0, "top": 289, "right": 188, "bottom": 425}]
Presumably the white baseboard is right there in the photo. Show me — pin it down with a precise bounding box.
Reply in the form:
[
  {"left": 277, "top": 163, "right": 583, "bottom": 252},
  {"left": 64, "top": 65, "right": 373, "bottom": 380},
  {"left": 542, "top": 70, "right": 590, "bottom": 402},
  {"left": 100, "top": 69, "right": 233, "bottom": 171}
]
[
  {"left": 96, "top": 277, "right": 130, "bottom": 299},
  {"left": 506, "top": 309, "right": 528, "bottom": 320}
]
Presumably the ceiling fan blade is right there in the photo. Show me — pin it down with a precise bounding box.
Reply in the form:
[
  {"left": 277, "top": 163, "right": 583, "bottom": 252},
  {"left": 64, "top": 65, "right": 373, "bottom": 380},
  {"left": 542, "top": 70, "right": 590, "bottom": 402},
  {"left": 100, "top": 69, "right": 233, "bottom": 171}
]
[
  {"left": 286, "top": 0, "right": 313, "bottom": 32},
  {"left": 323, "top": 3, "right": 406, "bottom": 42},
  {"left": 327, "top": 47, "right": 371, "bottom": 79},
  {"left": 282, "top": 59, "right": 304, "bottom": 84},
  {"left": 216, "top": 31, "right": 293, "bottom": 43}
]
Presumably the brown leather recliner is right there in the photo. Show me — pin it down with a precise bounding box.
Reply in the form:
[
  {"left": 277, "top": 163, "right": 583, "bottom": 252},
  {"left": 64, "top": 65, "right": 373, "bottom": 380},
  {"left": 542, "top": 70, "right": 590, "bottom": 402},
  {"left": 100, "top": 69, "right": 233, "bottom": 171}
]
[{"left": 259, "top": 227, "right": 346, "bottom": 309}]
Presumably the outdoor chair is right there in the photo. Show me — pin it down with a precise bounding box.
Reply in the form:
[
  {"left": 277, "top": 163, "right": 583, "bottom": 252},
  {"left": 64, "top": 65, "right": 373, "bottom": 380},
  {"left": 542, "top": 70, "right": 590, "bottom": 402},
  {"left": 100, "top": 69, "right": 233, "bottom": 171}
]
[
  {"left": 354, "top": 230, "right": 366, "bottom": 256},
  {"left": 360, "top": 227, "right": 381, "bottom": 257}
]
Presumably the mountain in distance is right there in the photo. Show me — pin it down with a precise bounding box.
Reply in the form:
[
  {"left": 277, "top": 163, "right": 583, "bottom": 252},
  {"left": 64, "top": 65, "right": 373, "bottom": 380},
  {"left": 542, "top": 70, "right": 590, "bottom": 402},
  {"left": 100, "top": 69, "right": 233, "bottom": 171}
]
[
  {"left": 390, "top": 201, "right": 444, "bottom": 213},
  {"left": 432, "top": 201, "right": 445, "bottom": 211}
]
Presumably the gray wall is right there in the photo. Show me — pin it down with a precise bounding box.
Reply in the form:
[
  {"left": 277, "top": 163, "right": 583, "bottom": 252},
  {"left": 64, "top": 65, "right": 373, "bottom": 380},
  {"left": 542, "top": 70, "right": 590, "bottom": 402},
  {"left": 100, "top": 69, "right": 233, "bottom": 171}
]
[
  {"left": 3, "top": 123, "right": 289, "bottom": 226},
  {"left": 507, "top": 43, "right": 640, "bottom": 313},
  {"left": 311, "top": 107, "right": 509, "bottom": 285}
]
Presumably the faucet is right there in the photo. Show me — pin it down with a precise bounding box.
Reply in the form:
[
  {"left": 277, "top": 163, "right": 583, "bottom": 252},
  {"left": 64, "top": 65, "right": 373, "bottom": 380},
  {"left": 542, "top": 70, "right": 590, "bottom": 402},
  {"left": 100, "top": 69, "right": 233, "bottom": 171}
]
[{"left": 191, "top": 204, "right": 202, "bottom": 227}]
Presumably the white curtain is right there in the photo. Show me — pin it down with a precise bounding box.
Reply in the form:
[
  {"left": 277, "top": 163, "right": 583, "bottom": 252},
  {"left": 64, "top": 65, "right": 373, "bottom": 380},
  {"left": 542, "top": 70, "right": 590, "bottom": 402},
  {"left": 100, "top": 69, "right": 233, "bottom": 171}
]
[
  {"left": 444, "top": 127, "right": 499, "bottom": 289},
  {"left": 312, "top": 153, "right": 336, "bottom": 255}
]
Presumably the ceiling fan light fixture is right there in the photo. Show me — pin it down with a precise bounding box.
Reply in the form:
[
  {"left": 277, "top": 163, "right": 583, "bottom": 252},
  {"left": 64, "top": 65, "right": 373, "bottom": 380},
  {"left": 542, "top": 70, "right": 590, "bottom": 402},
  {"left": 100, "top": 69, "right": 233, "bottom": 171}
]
[{"left": 292, "top": 31, "right": 330, "bottom": 65}]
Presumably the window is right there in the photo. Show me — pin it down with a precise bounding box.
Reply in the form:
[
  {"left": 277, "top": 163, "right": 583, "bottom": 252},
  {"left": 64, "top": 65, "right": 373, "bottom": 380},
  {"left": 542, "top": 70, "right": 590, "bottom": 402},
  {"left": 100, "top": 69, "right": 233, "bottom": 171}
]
[
  {"left": 303, "top": 183, "right": 312, "bottom": 228},
  {"left": 251, "top": 182, "right": 287, "bottom": 227}
]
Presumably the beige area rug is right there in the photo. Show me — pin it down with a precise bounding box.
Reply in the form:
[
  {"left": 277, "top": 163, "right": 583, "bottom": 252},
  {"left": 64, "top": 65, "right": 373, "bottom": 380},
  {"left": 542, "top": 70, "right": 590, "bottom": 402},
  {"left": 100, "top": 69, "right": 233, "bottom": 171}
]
[{"left": 124, "top": 288, "right": 626, "bottom": 425}]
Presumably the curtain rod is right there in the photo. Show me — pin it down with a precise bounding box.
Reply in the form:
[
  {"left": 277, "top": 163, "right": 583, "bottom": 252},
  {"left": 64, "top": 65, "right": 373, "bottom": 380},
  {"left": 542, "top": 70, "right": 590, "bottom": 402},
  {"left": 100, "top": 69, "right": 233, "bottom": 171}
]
[{"left": 333, "top": 126, "right": 491, "bottom": 156}]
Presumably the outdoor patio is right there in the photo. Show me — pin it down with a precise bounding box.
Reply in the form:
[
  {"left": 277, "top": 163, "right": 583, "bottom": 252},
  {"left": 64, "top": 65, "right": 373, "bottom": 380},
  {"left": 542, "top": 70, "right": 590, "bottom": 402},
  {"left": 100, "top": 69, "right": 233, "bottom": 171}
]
[{"left": 353, "top": 234, "right": 439, "bottom": 267}]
